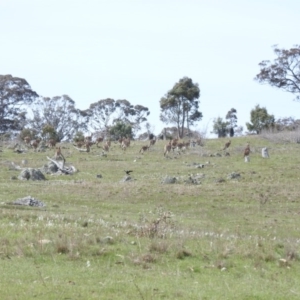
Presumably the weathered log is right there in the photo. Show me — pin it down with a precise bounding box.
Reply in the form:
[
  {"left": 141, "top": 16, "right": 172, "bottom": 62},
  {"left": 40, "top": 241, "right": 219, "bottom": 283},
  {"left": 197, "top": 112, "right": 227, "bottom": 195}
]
[{"left": 46, "top": 156, "right": 70, "bottom": 174}]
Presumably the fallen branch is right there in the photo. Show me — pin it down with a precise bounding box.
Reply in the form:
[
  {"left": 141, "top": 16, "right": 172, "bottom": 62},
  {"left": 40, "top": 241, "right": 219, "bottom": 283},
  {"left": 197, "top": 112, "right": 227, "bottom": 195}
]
[
  {"left": 46, "top": 156, "right": 70, "bottom": 174},
  {"left": 73, "top": 145, "right": 90, "bottom": 152}
]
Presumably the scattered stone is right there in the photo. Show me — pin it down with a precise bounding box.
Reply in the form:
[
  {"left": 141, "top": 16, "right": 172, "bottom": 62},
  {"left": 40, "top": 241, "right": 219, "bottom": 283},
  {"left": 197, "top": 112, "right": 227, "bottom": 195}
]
[
  {"left": 96, "top": 174, "right": 102, "bottom": 178},
  {"left": 195, "top": 164, "right": 205, "bottom": 169},
  {"left": 18, "top": 168, "right": 46, "bottom": 181},
  {"left": 161, "top": 176, "right": 177, "bottom": 184},
  {"left": 38, "top": 239, "right": 52, "bottom": 245},
  {"left": 41, "top": 162, "right": 59, "bottom": 174},
  {"left": 120, "top": 175, "right": 133, "bottom": 182},
  {"left": 262, "top": 147, "right": 269, "bottom": 158},
  {"left": 215, "top": 178, "right": 226, "bottom": 183},
  {"left": 10, "top": 176, "right": 17, "bottom": 180},
  {"left": 184, "top": 175, "right": 201, "bottom": 185},
  {"left": 8, "top": 195, "right": 46, "bottom": 207},
  {"left": 227, "top": 172, "right": 241, "bottom": 180}
]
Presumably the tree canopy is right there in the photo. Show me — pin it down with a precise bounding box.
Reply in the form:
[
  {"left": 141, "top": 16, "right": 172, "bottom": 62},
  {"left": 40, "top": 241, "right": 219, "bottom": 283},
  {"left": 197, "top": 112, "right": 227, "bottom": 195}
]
[
  {"left": 160, "top": 77, "right": 202, "bottom": 138},
  {"left": 255, "top": 45, "right": 300, "bottom": 101},
  {"left": 226, "top": 108, "right": 238, "bottom": 137},
  {"left": 27, "top": 95, "right": 88, "bottom": 141},
  {"left": 86, "top": 99, "right": 149, "bottom": 135},
  {"left": 0, "top": 75, "right": 38, "bottom": 133},
  {"left": 212, "top": 117, "right": 229, "bottom": 138},
  {"left": 246, "top": 105, "right": 275, "bottom": 134}
]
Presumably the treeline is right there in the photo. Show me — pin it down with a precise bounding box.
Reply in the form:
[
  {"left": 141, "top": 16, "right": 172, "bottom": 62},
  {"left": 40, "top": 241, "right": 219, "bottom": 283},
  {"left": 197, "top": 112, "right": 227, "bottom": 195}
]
[{"left": 1, "top": 44, "right": 300, "bottom": 141}]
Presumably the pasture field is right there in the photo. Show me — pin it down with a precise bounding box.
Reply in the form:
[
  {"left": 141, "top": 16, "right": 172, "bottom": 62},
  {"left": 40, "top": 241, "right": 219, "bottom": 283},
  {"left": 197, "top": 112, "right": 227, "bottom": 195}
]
[{"left": 1, "top": 136, "right": 300, "bottom": 299}]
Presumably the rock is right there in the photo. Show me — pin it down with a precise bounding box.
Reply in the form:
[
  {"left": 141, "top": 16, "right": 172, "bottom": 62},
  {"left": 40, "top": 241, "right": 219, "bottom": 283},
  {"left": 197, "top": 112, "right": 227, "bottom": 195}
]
[
  {"left": 227, "top": 172, "right": 241, "bottom": 180},
  {"left": 41, "top": 162, "right": 59, "bottom": 174},
  {"left": 262, "top": 147, "right": 269, "bottom": 158},
  {"left": 120, "top": 175, "right": 133, "bottom": 182},
  {"left": 18, "top": 168, "right": 46, "bottom": 181},
  {"left": 9, "top": 195, "right": 46, "bottom": 207},
  {"left": 161, "top": 176, "right": 177, "bottom": 184}
]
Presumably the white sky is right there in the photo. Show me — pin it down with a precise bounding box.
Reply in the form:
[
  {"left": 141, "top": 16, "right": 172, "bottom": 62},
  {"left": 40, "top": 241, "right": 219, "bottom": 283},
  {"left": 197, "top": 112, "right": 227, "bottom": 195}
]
[{"left": 1, "top": 0, "right": 300, "bottom": 138}]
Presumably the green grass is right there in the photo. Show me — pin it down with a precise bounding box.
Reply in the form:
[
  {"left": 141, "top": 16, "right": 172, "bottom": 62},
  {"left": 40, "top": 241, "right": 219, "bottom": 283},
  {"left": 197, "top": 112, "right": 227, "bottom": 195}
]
[{"left": 1, "top": 136, "right": 300, "bottom": 299}]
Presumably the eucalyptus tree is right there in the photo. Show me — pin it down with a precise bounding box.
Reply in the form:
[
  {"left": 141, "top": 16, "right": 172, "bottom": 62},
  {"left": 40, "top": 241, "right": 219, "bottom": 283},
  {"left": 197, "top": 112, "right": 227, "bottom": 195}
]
[
  {"left": 0, "top": 74, "right": 38, "bottom": 133},
  {"left": 28, "top": 95, "right": 88, "bottom": 141},
  {"left": 246, "top": 105, "right": 275, "bottom": 134},
  {"left": 212, "top": 117, "right": 229, "bottom": 138},
  {"left": 86, "top": 98, "right": 117, "bottom": 132},
  {"left": 255, "top": 45, "right": 300, "bottom": 101},
  {"left": 160, "top": 77, "right": 202, "bottom": 138},
  {"left": 86, "top": 98, "right": 149, "bottom": 135},
  {"left": 226, "top": 108, "right": 238, "bottom": 137}
]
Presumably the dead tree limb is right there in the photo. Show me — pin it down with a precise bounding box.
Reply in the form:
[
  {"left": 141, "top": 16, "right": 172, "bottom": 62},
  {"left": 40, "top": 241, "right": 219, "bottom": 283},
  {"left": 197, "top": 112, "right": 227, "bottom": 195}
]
[
  {"left": 73, "top": 145, "right": 90, "bottom": 152},
  {"left": 46, "top": 156, "right": 71, "bottom": 174}
]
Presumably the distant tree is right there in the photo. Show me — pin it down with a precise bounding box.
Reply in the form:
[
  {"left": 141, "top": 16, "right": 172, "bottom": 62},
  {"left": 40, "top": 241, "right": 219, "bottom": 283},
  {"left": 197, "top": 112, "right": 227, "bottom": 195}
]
[
  {"left": 246, "top": 105, "right": 275, "bottom": 134},
  {"left": 73, "top": 131, "right": 85, "bottom": 143},
  {"left": 212, "top": 117, "right": 229, "bottom": 138},
  {"left": 41, "top": 124, "right": 58, "bottom": 141},
  {"left": 0, "top": 75, "right": 39, "bottom": 133},
  {"left": 274, "top": 117, "right": 300, "bottom": 131},
  {"left": 28, "top": 95, "right": 88, "bottom": 141},
  {"left": 86, "top": 99, "right": 149, "bottom": 135},
  {"left": 109, "top": 122, "right": 133, "bottom": 140},
  {"left": 255, "top": 45, "right": 300, "bottom": 101},
  {"left": 225, "top": 108, "right": 238, "bottom": 137},
  {"left": 19, "top": 128, "right": 39, "bottom": 141},
  {"left": 114, "top": 100, "right": 150, "bottom": 133},
  {"left": 160, "top": 77, "right": 202, "bottom": 138},
  {"left": 86, "top": 98, "right": 117, "bottom": 132},
  {"left": 234, "top": 125, "right": 244, "bottom": 136}
]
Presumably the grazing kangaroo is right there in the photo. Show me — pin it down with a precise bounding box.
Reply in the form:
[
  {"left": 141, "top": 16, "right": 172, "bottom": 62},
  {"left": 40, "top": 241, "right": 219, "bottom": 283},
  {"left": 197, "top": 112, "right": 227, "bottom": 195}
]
[
  {"left": 139, "top": 145, "right": 149, "bottom": 154},
  {"left": 47, "top": 139, "right": 56, "bottom": 148},
  {"left": 223, "top": 140, "right": 231, "bottom": 150},
  {"left": 244, "top": 143, "right": 250, "bottom": 157},
  {"left": 164, "top": 141, "right": 172, "bottom": 157},
  {"left": 23, "top": 136, "right": 31, "bottom": 146}
]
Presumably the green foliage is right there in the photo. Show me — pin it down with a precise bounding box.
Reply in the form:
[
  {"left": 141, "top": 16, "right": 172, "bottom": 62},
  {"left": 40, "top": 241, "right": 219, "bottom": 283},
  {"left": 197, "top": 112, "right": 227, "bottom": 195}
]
[
  {"left": 73, "top": 131, "right": 85, "bottom": 142},
  {"left": 109, "top": 121, "right": 133, "bottom": 139},
  {"left": 160, "top": 77, "right": 202, "bottom": 138},
  {"left": 41, "top": 125, "right": 58, "bottom": 141},
  {"left": 19, "top": 128, "right": 39, "bottom": 140},
  {"left": 246, "top": 105, "right": 275, "bottom": 134},
  {"left": 226, "top": 108, "right": 238, "bottom": 137},
  {"left": 212, "top": 117, "right": 229, "bottom": 137}
]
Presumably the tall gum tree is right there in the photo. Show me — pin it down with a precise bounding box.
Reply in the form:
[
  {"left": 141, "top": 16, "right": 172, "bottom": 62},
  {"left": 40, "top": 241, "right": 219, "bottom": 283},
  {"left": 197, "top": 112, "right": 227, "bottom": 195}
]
[
  {"left": 0, "top": 74, "right": 38, "bottom": 133},
  {"left": 86, "top": 99, "right": 149, "bottom": 135},
  {"left": 28, "top": 95, "right": 88, "bottom": 141},
  {"left": 160, "top": 77, "right": 202, "bottom": 138}
]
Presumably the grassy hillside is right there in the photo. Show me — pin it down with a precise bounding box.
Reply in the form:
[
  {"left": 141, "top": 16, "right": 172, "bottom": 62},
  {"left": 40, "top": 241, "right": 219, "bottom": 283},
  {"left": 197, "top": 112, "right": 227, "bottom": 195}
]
[{"left": 0, "top": 135, "right": 300, "bottom": 299}]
